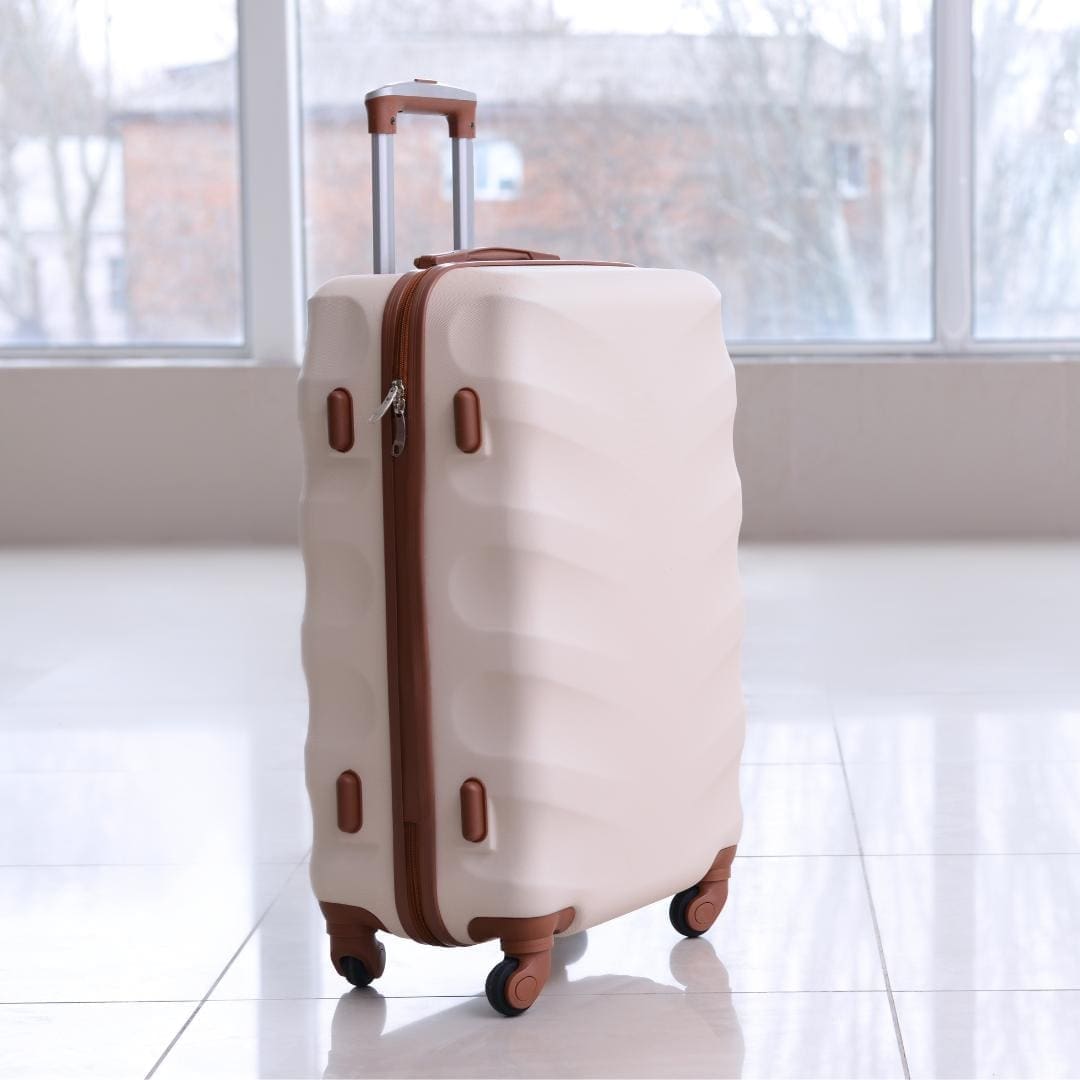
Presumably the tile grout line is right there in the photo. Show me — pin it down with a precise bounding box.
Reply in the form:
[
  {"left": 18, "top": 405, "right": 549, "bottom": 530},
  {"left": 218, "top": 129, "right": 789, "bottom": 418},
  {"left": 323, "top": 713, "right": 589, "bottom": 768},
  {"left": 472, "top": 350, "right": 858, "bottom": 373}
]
[
  {"left": 6, "top": 986, "right": 1079, "bottom": 1008},
  {"left": 143, "top": 852, "right": 311, "bottom": 1080},
  {"left": 833, "top": 725, "right": 911, "bottom": 1080},
  {"left": 7, "top": 986, "right": 1080, "bottom": 1009}
]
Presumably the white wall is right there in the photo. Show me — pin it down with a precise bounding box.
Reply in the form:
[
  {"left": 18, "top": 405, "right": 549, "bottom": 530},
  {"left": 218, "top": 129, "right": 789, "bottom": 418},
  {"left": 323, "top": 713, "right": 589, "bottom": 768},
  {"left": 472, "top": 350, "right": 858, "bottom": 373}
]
[
  {"left": 737, "top": 358, "right": 1080, "bottom": 538},
  {"left": 1, "top": 359, "right": 1077, "bottom": 543},
  {"left": 0, "top": 365, "right": 300, "bottom": 544}
]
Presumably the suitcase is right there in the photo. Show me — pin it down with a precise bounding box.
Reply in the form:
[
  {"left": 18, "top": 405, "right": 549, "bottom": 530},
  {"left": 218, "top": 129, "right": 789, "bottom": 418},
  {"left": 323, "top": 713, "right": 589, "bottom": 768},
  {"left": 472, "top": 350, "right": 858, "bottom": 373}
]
[{"left": 300, "top": 79, "right": 745, "bottom": 1017}]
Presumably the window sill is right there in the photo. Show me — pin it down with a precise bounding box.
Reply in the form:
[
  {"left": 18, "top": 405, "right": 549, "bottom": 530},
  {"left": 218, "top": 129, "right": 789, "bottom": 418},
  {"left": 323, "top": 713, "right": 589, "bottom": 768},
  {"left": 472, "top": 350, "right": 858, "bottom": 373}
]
[
  {"left": 731, "top": 346, "right": 1080, "bottom": 364},
  {"left": 2, "top": 350, "right": 1079, "bottom": 369},
  {"left": 0, "top": 356, "right": 301, "bottom": 371}
]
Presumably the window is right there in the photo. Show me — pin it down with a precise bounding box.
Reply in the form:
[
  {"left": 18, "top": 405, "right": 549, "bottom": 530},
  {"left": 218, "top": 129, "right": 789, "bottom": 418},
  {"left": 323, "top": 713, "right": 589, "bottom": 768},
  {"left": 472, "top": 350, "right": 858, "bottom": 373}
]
[
  {"left": 2, "top": 1, "right": 1078, "bottom": 358},
  {"left": 108, "top": 257, "right": 126, "bottom": 315},
  {"left": 831, "top": 143, "right": 868, "bottom": 200},
  {"left": 974, "top": 0, "right": 1080, "bottom": 340},
  {"left": 0, "top": 0, "right": 242, "bottom": 351},
  {"left": 299, "top": 0, "right": 933, "bottom": 343},
  {"left": 442, "top": 140, "right": 524, "bottom": 202}
]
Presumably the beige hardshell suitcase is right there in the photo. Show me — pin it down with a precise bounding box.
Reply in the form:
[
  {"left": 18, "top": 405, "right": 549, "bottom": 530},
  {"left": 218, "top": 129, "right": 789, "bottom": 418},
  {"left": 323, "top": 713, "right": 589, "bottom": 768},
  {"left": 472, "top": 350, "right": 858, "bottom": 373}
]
[{"left": 300, "top": 79, "right": 745, "bottom": 1016}]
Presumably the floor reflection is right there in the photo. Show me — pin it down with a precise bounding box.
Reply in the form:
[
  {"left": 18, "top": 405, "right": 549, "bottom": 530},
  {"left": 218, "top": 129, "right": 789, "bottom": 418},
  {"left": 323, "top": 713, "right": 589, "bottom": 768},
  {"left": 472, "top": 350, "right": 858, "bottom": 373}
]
[{"left": 323, "top": 932, "right": 744, "bottom": 1079}]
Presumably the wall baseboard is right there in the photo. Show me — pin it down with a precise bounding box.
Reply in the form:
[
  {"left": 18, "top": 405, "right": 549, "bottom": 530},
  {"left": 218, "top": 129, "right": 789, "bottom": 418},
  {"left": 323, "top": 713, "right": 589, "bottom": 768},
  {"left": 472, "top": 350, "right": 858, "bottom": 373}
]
[
  {"left": 0, "top": 365, "right": 302, "bottom": 544},
  {"left": 735, "top": 359, "right": 1080, "bottom": 539},
  {"left": 1, "top": 359, "right": 1076, "bottom": 543}
]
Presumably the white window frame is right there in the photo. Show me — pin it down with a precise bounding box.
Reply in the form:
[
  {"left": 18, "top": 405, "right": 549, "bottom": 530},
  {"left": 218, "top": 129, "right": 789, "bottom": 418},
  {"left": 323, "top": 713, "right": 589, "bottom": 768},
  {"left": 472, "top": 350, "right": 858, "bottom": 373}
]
[
  {"left": 3, "top": 0, "right": 1078, "bottom": 363},
  {"left": 237, "top": 0, "right": 304, "bottom": 366}
]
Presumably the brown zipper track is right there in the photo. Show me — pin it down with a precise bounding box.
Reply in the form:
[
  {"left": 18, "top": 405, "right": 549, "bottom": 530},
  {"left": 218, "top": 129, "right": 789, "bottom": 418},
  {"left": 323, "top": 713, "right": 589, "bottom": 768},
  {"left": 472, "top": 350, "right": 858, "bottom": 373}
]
[
  {"left": 378, "top": 258, "right": 631, "bottom": 947},
  {"left": 394, "top": 273, "right": 425, "bottom": 387},
  {"left": 379, "top": 268, "right": 449, "bottom": 946}
]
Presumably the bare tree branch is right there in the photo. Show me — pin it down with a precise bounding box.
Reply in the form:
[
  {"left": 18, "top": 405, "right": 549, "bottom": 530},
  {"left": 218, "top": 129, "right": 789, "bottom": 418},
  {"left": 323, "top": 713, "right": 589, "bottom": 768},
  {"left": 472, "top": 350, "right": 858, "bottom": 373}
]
[{"left": 0, "top": 0, "right": 113, "bottom": 343}]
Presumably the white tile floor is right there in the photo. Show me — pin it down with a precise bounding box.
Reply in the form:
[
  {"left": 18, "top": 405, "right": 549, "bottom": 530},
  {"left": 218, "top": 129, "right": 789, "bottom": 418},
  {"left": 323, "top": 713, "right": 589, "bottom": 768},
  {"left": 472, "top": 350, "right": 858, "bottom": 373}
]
[{"left": 2, "top": 544, "right": 1079, "bottom": 1079}]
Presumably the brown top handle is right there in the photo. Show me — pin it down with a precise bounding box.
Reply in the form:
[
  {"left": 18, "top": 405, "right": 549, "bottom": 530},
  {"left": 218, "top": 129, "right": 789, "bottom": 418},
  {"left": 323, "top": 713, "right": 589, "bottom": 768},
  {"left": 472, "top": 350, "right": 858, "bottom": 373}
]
[
  {"left": 365, "top": 78, "right": 477, "bottom": 139},
  {"left": 414, "top": 247, "right": 561, "bottom": 269}
]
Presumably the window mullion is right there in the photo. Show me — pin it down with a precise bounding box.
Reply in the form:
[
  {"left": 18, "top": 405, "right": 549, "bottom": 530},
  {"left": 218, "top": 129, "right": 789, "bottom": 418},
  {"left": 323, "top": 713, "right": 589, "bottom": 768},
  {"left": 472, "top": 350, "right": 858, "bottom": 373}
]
[
  {"left": 934, "top": 0, "right": 975, "bottom": 350},
  {"left": 237, "top": 0, "right": 304, "bottom": 363}
]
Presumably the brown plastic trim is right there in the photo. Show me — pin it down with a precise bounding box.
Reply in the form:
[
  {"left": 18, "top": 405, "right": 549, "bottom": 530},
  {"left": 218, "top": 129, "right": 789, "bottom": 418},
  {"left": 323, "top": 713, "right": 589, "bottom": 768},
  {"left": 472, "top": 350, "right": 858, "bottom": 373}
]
[
  {"left": 379, "top": 258, "right": 633, "bottom": 950},
  {"left": 452, "top": 388, "right": 482, "bottom": 454},
  {"left": 319, "top": 901, "right": 386, "bottom": 979},
  {"left": 414, "top": 247, "right": 560, "bottom": 268},
  {"left": 366, "top": 94, "right": 476, "bottom": 138},
  {"left": 468, "top": 908, "right": 576, "bottom": 1009},
  {"left": 468, "top": 907, "right": 575, "bottom": 945},
  {"left": 686, "top": 845, "right": 738, "bottom": 933},
  {"left": 379, "top": 272, "right": 452, "bottom": 946},
  {"left": 459, "top": 778, "right": 488, "bottom": 842},
  {"left": 335, "top": 770, "right": 363, "bottom": 833},
  {"left": 326, "top": 388, "right": 354, "bottom": 452}
]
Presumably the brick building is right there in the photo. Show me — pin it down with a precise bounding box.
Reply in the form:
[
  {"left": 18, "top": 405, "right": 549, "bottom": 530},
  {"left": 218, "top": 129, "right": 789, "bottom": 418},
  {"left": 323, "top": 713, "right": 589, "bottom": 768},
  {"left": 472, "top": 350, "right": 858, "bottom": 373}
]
[{"left": 113, "top": 28, "right": 925, "bottom": 342}]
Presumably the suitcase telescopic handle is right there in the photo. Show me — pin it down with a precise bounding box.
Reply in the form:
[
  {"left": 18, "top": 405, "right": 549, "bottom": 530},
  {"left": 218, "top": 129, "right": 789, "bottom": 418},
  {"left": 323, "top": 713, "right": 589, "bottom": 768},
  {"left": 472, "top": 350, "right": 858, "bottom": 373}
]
[{"left": 364, "top": 79, "right": 477, "bottom": 274}]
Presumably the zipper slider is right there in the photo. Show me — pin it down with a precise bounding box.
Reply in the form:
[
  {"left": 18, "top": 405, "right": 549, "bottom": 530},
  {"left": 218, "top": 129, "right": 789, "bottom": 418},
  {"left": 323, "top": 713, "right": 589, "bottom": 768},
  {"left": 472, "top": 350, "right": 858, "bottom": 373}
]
[
  {"left": 391, "top": 388, "right": 407, "bottom": 457},
  {"left": 369, "top": 378, "right": 408, "bottom": 457},
  {"left": 369, "top": 378, "right": 404, "bottom": 424}
]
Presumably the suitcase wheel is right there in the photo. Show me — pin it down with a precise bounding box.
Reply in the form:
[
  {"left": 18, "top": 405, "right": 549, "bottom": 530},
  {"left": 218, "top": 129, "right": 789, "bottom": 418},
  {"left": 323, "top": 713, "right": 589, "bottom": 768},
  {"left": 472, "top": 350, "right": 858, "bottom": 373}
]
[
  {"left": 485, "top": 957, "right": 531, "bottom": 1017},
  {"left": 669, "top": 846, "right": 737, "bottom": 938},
  {"left": 475, "top": 909, "right": 571, "bottom": 1017},
  {"left": 669, "top": 886, "right": 709, "bottom": 938},
  {"left": 340, "top": 941, "right": 385, "bottom": 989}
]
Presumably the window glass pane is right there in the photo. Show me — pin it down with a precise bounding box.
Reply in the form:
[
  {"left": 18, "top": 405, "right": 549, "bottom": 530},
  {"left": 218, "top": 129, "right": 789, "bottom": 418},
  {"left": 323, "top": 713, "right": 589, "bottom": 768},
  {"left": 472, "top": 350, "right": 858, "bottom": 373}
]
[
  {"left": 299, "top": 0, "right": 932, "bottom": 342},
  {"left": 0, "top": 0, "right": 242, "bottom": 348},
  {"left": 974, "top": 1, "right": 1080, "bottom": 340}
]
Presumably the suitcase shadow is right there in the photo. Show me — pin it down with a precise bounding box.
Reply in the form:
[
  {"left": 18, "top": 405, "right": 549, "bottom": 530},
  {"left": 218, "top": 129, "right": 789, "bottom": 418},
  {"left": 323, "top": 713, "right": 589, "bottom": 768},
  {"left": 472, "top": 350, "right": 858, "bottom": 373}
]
[{"left": 323, "top": 933, "right": 745, "bottom": 1078}]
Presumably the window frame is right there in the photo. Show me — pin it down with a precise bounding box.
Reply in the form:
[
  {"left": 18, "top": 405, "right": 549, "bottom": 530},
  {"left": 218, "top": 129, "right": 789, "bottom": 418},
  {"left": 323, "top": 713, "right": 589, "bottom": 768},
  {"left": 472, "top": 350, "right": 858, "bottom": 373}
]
[
  {"left": 0, "top": 0, "right": 302, "bottom": 364},
  {"left": 2, "top": 0, "right": 1078, "bottom": 363},
  {"left": 738, "top": 0, "right": 1078, "bottom": 359}
]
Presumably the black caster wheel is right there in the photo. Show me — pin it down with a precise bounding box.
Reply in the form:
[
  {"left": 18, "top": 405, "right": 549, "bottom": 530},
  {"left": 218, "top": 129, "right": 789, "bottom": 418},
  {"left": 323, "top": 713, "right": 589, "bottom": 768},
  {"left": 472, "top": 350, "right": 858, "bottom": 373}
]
[
  {"left": 340, "top": 941, "right": 385, "bottom": 989},
  {"left": 485, "top": 957, "right": 528, "bottom": 1017},
  {"left": 669, "top": 886, "right": 705, "bottom": 938}
]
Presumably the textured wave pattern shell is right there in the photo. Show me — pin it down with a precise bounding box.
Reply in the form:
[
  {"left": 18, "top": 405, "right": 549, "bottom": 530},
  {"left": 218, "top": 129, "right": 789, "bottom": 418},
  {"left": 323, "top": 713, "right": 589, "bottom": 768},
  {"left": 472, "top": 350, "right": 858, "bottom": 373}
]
[
  {"left": 299, "top": 276, "right": 404, "bottom": 936},
  {"left": 421, "top": 267, "right": 745, "bottom": 940}
]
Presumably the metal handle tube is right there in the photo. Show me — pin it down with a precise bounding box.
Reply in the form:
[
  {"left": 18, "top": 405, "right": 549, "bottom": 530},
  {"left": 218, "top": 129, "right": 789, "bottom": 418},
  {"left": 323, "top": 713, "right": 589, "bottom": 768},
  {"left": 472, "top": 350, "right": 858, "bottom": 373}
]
[
  {"left": 367, "top": 80, "right": 477, "bottom": 273},
  {"left": 371, "top": 133, "right": 474, "bottom": 273},
  {"left": 372, "top": 133, "right": 395, "bottom": 274},
  {"left": 450, "top": 137, "right": 475, "bottom": 251}
]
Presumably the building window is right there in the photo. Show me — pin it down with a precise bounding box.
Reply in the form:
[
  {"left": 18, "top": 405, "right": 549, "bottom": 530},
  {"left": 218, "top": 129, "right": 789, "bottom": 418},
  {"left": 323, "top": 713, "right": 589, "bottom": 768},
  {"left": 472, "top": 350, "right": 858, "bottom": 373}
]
[
  {"left": 441, "top": 139, "right": 524, "bottom": 203},
  {"left": 831, "top": 142, "right": 868, "bottom": 200},
  {"left": 108, "top": 257, "right": 127, "bottom": 314}
]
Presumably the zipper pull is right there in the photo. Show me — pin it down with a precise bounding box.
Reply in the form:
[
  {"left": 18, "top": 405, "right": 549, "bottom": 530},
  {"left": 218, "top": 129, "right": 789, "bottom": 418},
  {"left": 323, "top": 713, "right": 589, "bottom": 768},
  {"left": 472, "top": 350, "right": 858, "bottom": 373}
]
[
  {"left": 369, "top": 379, "right": 404, "bottom": 424},
  {"left": 391, "top": 389, "right": 407, "bottom": 457}
]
